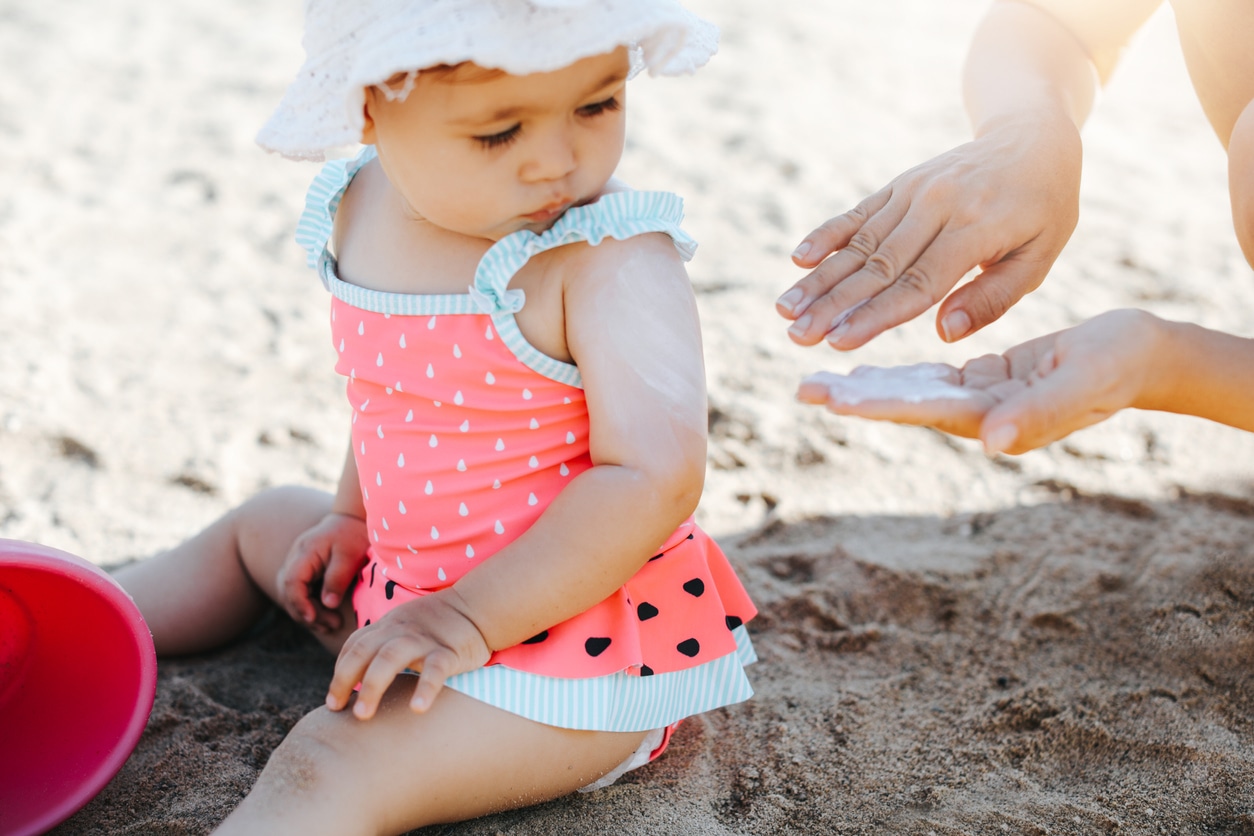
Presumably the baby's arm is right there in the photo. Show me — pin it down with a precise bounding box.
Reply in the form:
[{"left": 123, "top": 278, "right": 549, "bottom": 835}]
[
  {"left": 276, "top": 443, "right": 370, "bottom": 633},
  {"left": 327, "top": 233, "right": 708, "bottom": 718},
  {"left": 458, "top": 232, "right": 708, "bottom": 639}
]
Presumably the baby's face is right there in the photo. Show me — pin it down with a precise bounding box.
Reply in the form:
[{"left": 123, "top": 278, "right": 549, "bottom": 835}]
[{"left": 362, "top": 48, "right": 629, "bottom": 241}]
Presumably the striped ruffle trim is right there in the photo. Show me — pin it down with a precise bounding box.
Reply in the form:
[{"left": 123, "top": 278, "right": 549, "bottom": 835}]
[{"left": 442, "top": 625, "right": 756, "bottom": 732}]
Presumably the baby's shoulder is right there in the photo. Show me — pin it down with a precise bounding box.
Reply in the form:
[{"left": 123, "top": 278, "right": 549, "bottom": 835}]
[
  {"left": 565, "top": 218, "right": 686, "bottom": 266},
  {"left": 553, "top": 188, "right": 692, "bottom": 291},
  {"left": 555, "top": 226, "right": 689, "bottom": 296}
]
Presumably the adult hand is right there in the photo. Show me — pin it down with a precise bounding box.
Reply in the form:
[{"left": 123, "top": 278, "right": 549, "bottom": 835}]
[
  {"left": 777, "top": 114, "right": 1082, "bottom": 349},
  {"left": 797, "top": 309, "right": 1165, "bottom": 455},
  {"left": 277, "top": 512, "right": 370, "bottom": 634},
  {"left": 325, "top": 589, "right": 491, "bottom": 719}
]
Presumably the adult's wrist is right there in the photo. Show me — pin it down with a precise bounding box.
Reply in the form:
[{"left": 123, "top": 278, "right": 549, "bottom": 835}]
[{"left": 1128, "top": 312, "right": 1185, "bottom": 414}]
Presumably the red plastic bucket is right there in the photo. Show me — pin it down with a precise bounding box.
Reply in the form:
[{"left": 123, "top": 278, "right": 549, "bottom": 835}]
[{"left": 0, "top": 540, "right": 157, "bottom": 836}]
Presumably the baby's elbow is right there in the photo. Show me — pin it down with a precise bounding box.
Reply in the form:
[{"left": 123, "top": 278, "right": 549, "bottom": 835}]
[{"left": 648, "top": 451, "right": 707, "bottom": 522}]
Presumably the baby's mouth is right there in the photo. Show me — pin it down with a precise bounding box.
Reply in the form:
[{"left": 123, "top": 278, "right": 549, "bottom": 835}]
[{"left": 523, "top": 200, "right": 572, "bottom": 223}]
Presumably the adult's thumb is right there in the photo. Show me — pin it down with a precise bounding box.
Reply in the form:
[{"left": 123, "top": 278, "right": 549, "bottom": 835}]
[
  {"left": 979, "top": 361, "right": 1106, "bottom": 455},
  {"left": 938, "top": 257, "right": 1048, "bottom": 342}
]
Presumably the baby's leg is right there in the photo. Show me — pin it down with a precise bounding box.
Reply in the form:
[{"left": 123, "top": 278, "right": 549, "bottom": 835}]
[
  {"left": 214, "top": 681, "right": 649, "bottom": 836},
  {"left": 114, "top": 486, "right": 355, "bottom": 656}
]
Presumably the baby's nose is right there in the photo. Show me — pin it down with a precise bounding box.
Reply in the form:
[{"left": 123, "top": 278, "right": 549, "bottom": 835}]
[{"left": 522, "top": 127, "right": 577, "bottom": 182}]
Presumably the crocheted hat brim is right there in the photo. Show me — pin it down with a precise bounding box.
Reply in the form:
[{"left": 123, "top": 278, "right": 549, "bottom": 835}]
[{"left": 257, "top": 0, "right": 717, "bottom": 162}]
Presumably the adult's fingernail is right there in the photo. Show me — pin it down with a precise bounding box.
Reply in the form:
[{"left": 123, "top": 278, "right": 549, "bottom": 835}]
[
  {"left": 984, "top": 425, "right": 1018, "bottom": 454},
  {"left": 323, "top": 592, "right": 339, "bottom": 608},
  {"left": 788, "top": 313, "right": 812, "bottom": 337},
  {"left": 941, "top": 310, "right": 972, "bottom": 342},
  {"left": 791, "top": 241, "right": 812, "bottom": 261},
  {"left": 825, "top": 322, "right": 850, "bottom": 346},
  {"left": 776, "top": 287, "right": 805, "bottom": 313}
]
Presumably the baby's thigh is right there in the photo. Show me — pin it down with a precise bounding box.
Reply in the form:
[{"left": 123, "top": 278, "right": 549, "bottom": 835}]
[{"left": 275, "top": 680, "right": 647, "bottom": 833}]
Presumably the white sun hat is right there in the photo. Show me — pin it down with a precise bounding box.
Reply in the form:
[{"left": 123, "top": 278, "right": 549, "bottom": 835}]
[{"left": 257, "top": 0, "right": 718, "bottom": 161}]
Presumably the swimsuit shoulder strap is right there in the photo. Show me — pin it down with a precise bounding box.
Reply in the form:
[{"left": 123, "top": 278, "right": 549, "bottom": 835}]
[
  {"left": 294, "top": 146, "right": 378, "bottom": 288},
  {"left": 468, "top": 190, "right": 698, "bottom": 315}
]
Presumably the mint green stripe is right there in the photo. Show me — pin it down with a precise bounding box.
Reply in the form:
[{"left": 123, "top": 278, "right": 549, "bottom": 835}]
[{"left": 443, "top": 626, "right": 755, "bottom": 732}]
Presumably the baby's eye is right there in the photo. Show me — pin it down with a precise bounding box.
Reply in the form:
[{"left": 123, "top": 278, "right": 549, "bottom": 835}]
[
  {"left": 474, "top": 124, "right": 521, "bottom": 149},
  {"left": 577, "top": 96, "right": 621, "bottom": 117}
]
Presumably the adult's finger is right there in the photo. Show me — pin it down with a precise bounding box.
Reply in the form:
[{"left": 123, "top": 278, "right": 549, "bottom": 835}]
[
  {"left": 783, "top": 199, "right": 936, "bottom": 345},
  {"left": 979, "top": 359, "right": 1110, "bottom": 454},
  {"left": 818, "top": 215, "right": 973, "bottom": 350},
  {"left": 777, "top": 192, "right": 906, "bottom": 331},
  {"left": 797, "top": 367, "right": 994, "bottom": 438},
  {"left": 788, "top": 187, "right": 893, "bottom": 270},
  {"left": 934, "top": 245, "right": 1053, "bottom": 342}
]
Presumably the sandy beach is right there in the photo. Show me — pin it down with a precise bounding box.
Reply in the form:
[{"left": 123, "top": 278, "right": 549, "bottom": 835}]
[{"left": 3, "top": 0, "right": 1253, "bottom": 832}]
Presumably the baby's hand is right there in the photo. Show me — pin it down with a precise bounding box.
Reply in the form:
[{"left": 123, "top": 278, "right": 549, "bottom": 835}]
[
  {"left": 325, "top": 589, "right": 491, "bottom": 720},
  {"left": 277, "top": 512, "right": 370, "bottom": 634}
]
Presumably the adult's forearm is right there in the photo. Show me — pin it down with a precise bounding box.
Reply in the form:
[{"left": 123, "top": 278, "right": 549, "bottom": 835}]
[
  {"left": 1139, "top": 317, "right": 1254, "bottom": 433},
  {"left": 963, "top": 1, "right": 1099, "bottom": 137}
]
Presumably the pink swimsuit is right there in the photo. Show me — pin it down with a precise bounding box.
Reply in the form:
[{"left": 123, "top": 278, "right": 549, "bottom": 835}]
[{"left": 299, "top": 146, "right": 756, "bottom": 738}]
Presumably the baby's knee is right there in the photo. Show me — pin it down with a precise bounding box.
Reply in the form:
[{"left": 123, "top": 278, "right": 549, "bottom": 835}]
[
  {"left": 262, "top": 711, "right": 362, "bottom": 799},
  {"left": 233, "top": 485, "right": 331, "bottom": 525}
]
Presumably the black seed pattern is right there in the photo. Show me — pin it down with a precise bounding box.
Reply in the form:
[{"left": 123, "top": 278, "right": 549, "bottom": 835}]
[
  {"left": 648, "top": 552, "right": 664, "bottom": 562},
  {"left": 637, "top": 602, "right": 659, "bottom": 621},
  {"left": 639, "top": 665, "right": 654, "bottom": 677},
  {"left": 369, "top": 563, "right": 376, "bottom": 587},
  {"left": 677, "top": 638, "right": 700, "bottom": 657},
  {"left": 585, "top": 637, "right": 612, "bottom": 657},
  {"left": 522, "top": 631, "right": 549, "bottom": 645},
  {"left": 385, "top": 580, "right": 397, "bottom": 600},
  {"left": 725, "top": 615, "right": 743, "bottom": 630},
  {"left": 683, "top": 578, "right": 705, "bottom": 597},
  {"left": 363, "top": 619, "right": 372, "bottom": 627}
]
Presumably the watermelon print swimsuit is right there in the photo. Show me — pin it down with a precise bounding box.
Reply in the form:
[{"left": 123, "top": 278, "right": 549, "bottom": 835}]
[{"left": 297, "top": 146, "right": 757, "bottom": 753}]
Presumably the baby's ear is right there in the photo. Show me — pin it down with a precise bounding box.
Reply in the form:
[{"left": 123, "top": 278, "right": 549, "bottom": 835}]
[{"left": 359, "top": 89, "right": 379, "bottom": 145}]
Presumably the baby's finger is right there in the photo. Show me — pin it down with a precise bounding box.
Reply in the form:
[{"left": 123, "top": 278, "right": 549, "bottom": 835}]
[
  {"left": 352, "top": 640, "right": 423, "bottom": 720},
  {"left": 278, "top": 555, "right": 319, "bottom": 625},
  {"left": 321, "top": 544, "right": 367, "bottom": 610},
  {"left": 407, "top": 647, "right": 458, "bottom": 713},
  {"left": 325, "top": 628, "right": 378, "bottom": 711}
]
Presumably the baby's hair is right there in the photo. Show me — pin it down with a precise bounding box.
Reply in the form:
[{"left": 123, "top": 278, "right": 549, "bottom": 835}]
[{"left": 376, "top": 63, "right": 507, "bottom": 101}]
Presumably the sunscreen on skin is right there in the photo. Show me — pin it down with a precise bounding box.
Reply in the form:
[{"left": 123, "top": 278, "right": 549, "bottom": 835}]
[{"left": 803, "top": 363, "right": 973, "bottom": 405}]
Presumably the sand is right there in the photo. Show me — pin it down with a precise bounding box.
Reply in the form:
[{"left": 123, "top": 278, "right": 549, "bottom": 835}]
[{"left": 3, "top": 0, "right": 1253, "bottom": 833}]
